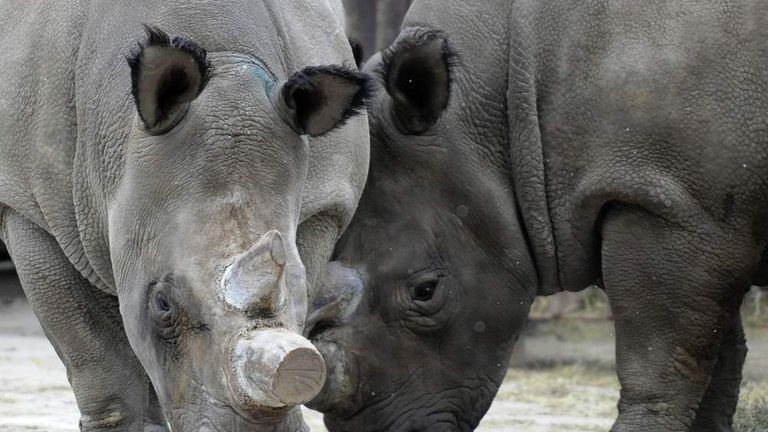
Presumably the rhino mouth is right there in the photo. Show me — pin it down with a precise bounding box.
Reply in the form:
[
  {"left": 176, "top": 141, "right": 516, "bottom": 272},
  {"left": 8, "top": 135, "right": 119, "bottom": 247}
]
[
  {"left": 169, "top": 400, "right": 305, "bottom": 432},
  {"left": 305, "top": 333, "right": 363, "bottom": 415},
  {"left": 323, "top": 403, "right": 466, "bottom": 432}
]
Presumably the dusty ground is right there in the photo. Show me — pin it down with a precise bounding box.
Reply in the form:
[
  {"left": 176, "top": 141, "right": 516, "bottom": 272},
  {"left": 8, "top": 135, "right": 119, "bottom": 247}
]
[{"left": 1, "top": 277, "right": 767, "bottom": 431}]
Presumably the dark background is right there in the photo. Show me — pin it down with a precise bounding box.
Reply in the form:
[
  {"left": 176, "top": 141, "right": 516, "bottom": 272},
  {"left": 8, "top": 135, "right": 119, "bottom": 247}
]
[
  {"left": 0, "top": 241, "right": 22, "bottom": 301},
  {"left": 343, "top": 0, "right": 413, "bottom": 60}
]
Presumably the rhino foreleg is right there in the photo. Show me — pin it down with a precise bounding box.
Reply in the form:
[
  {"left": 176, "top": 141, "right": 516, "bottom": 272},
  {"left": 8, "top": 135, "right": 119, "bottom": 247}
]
[
  {"left": 690, "top": 314, "right": 747, "bottom": 432},
  {"left": 600, "top": 205, "right": 754, "bottom": 432},
  {"left": 2, "top": 210, "right": 154, "bottom": 431}
]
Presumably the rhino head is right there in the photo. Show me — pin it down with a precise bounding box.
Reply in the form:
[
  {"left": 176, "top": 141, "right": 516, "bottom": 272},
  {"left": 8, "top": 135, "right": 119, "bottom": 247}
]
[
  {"left": 110, "top": 26, "right": 370, "bottom": 430},
  {"left": 306, "top": 28, "right": 537, "bottom": 431}
]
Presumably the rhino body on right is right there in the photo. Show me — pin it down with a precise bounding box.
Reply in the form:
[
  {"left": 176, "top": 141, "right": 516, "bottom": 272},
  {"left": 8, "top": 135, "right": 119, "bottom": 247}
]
[{"left": 308, "top": 1, "right": 768, "bottom": 431}]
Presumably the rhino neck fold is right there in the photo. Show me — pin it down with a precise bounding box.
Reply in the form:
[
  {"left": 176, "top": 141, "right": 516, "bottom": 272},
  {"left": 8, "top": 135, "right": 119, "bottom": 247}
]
[{"left": 505, "top": 8, "right": 563, "bottom": 297}]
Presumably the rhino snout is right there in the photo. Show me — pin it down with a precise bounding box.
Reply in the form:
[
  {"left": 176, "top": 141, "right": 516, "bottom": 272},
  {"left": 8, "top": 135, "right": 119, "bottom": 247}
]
[
  {"left": 221, "top": 230, "right": 297, "bottom": 316},
  {"left": 306, "top": 338, "right": 358, "bottom": 413},
  {"left": 306, "top": 262, "right": 364, "bottom": 337},
  {"left": 229, "top": 328, "right": 326, "bottom": 410}
]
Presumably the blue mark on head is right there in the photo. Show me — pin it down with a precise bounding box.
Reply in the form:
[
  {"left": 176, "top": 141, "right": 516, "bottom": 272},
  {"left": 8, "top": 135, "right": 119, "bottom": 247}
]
[{"left": 248, "top": 59, "right": 277, "bottom": 95}]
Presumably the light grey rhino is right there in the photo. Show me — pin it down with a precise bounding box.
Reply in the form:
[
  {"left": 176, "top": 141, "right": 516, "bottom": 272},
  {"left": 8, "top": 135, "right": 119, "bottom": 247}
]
[
  {"left": 0, "top": 1, "right": 370, "bottom": 431},
  {"left": 307, "top": 1, "right": 768, "bottom": 431}
]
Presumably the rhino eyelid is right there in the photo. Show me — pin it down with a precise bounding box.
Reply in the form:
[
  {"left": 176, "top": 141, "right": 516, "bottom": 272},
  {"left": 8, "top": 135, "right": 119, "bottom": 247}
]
[
  {"left": 149, "top": 272, "right": 177, "bottom": 285},
  {"left": 147, "top": 278, "right": 185, "bottom": 318},
  {"left": 406, "top": 269, "right": 444, "bottom": 284}
]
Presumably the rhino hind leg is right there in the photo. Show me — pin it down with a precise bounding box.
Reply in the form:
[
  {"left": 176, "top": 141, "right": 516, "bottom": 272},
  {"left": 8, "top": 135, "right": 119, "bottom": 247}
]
[
  {"left": 600, "top": 205, "right": 755, "bottom": 432},
  {"left": 1, "top": 210, "right": 153, "bottom": 431},
  {"left": 690, "top": 314, "right": 747, "bottom": 432}
]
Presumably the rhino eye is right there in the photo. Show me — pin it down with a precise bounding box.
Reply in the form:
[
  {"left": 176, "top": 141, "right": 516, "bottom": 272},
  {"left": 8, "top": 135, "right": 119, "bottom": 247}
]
[
  {"left": 402, "top": 271, "right": 452, "bottom": 333},
  {"left": 149, "top": 281, "right": 182, "bottom": 341},
  {"left": 156, "top": 293, "right": 172, "bottom": 312},
  {"left": 412, "top": 280, "right": 438, "bottom": 302}
]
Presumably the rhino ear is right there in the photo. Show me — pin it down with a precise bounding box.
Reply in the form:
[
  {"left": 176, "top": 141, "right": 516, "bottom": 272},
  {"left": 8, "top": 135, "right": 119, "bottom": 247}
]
[
  {"left": 381, "top": 30, "right": 455, "bottom": 134},
  {"left": 274, "top": 65, "right": 372, "bottom": 137},
  {"left": 127, "top": 25, "right": 211, "bottom": 134}
]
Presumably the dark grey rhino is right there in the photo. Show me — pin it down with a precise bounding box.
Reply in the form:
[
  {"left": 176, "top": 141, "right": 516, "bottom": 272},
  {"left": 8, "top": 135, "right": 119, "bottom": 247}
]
[
  {"left": 0, "top": 1, "right": 370, "bottom": 431},
  {"left": 308, "top": 1, "right": 768, "bottom": 431}
]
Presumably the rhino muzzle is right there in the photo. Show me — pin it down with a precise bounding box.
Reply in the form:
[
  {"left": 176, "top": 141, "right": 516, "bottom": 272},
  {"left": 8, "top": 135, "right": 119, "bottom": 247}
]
[
  {"left": 306, "top": 262, "right": 364, "bottom": 336},
  {"left": 220, "top": 231, "right": 323, "bottom": 410}
]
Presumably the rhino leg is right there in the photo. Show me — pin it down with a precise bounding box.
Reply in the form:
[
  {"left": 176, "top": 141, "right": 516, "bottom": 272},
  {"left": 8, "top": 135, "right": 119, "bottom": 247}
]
[
  {"left": 600, "top": 206, "right": 754, "bottom": 432},
  {"left": 2, "top": 210, "right": 153, "bottom": 431},
  {"left": 690, "top": 314, "right": 747, "bottom": 432}
]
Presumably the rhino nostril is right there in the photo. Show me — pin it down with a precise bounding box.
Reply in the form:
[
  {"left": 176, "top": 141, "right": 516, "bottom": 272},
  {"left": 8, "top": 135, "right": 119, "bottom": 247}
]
[
  {"left": 306, "top": 319, "right": 337, "bottom": 341},
  {"left": 269, "top": 232, "right": 287, "bottom": 266}
]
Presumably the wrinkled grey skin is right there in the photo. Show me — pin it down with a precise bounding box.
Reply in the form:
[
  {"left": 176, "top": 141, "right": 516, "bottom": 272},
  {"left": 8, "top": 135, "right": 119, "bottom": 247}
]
[
  {"left": 0, "top": 1, "right": 368, "bottom": 431},
  {"left": 309, "top": 1, "right": 768, "bottom": 431}
]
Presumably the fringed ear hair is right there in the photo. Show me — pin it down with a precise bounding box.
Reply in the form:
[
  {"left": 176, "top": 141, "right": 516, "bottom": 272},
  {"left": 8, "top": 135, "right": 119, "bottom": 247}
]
[
  {"left": 127, "top": 25, "right": 211, "bottom": 134},
  {"left": 378, "top": 28, "right": 456, "bottom": 134},
  {"left": 272, "top": 65, "right": 373, "bottom": 137}
]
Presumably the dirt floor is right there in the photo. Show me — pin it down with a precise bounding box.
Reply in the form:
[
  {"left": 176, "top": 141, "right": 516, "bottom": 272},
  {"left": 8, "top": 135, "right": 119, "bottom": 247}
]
[{"left": 1, "top": 276, "right": 767, "bottom": 431}]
